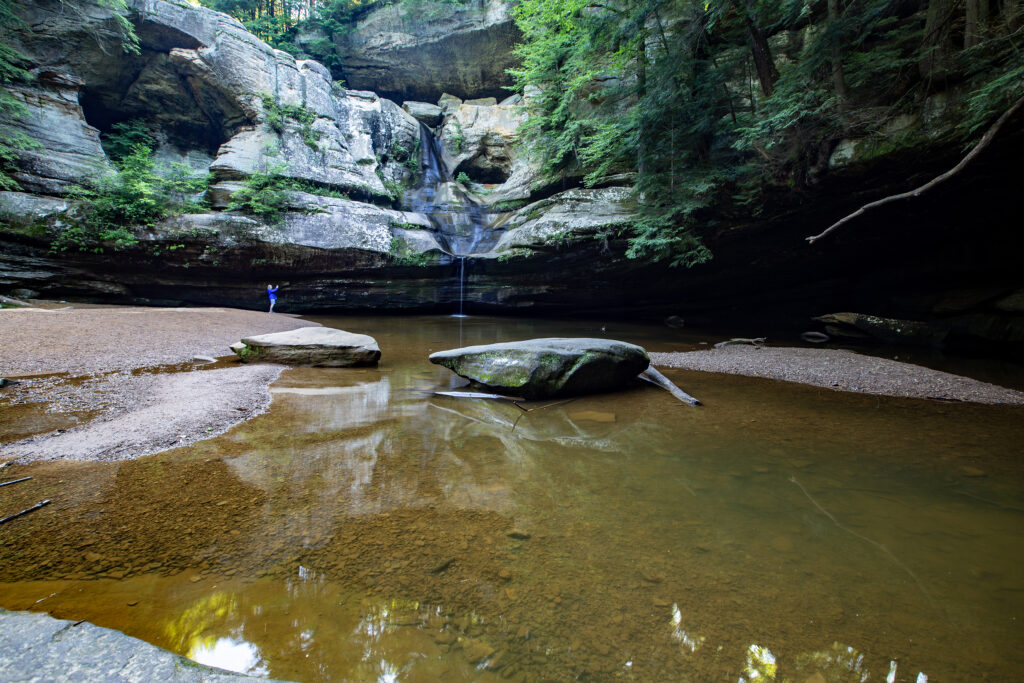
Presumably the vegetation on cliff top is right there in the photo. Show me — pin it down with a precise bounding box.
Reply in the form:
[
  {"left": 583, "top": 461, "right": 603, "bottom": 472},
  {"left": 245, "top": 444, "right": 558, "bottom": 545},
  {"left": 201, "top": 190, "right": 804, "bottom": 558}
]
[{"left": 510, "top": 0, "right": 1023, "bottom": 266}]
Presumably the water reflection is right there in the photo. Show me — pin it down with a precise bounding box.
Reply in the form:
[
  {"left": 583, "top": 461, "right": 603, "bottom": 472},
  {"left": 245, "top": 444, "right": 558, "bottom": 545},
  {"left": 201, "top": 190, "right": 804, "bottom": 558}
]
[
  {"left": 669, "top": 603, "right": 704, "bottom": 652},
  {"left": 190, "top": 637, "right": 268, "bottom": 677}
]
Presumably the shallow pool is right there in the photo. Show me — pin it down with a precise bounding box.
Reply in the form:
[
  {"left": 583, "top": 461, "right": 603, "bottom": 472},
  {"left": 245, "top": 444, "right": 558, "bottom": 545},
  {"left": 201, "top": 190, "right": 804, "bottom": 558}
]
[{"left": 2, "top": 316, "right": 1023, "bottom": 681}]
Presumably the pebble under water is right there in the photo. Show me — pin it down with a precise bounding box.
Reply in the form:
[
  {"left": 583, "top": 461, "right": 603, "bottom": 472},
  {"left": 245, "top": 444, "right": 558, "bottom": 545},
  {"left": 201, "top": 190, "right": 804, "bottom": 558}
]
[{"left": 1, "top": 315, "right": 1023, "bottom": 682}]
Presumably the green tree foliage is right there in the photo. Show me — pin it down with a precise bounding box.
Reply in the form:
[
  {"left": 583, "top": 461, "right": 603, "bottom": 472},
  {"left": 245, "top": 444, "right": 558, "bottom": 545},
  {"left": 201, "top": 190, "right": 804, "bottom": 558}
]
[
  {"left": 54, "top": 121, "right": 211, "bottom": 252},
  {"left": 226, "top": 160, "right": 292, "bottom": 223},
  {"left": 511, "top": 0, "right": 1024, "bottom": 267},
  {"left": 195, "top": 0, "right": 467, "bottom": 72}
]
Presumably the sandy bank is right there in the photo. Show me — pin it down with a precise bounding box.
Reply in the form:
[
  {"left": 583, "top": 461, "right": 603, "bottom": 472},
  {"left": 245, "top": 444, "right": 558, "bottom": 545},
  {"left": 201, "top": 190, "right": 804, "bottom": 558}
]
[
  {"left": 0, "top": 306, "right": 317, "bottom": 377},
  {"left": 0, "top": 306, "right": 319, "bottom": 463},
  {"left": 650, "top": 346, "right": 1024, "bottom": 405}
]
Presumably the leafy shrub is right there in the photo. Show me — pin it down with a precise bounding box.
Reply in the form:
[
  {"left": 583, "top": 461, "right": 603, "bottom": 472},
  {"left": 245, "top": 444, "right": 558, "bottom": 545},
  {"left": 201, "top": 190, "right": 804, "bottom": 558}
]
[
  {"left": 446, "top": 119, "right": 465, "bottom": 154},
  {"left": 389, "top": 237, "right": 436, "bottom": 266},
  {"left": 101, "top": 120, "right": 155, "bottom": 163},
  {"left": 261, "top": 94, "right": 321, "bottom": 150},
  {"left": 56, "top": 147, "right": 167, "bottom": 253},
  {"left": 227, "top": 161, "right": 291, "bottom": 223}
]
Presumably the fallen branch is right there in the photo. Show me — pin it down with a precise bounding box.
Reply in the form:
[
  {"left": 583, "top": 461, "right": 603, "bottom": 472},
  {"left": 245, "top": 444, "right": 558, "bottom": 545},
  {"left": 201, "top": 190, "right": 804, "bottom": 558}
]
[
  {"left": 0, "top": 499, "right": 51, "bottom": 525},
  {"left": 806, "top": 93, "right": 1024, "bottom": 245},
  {"left": 639, "top": 367, "right": 702, "bottom": 406},
  {"left": 434, "top": 391, "right": 525, "bottom": 401}
]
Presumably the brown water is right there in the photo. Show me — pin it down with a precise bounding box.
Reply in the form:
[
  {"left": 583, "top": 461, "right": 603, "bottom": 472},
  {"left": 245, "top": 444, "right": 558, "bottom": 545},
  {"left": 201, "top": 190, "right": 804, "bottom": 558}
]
[{"left": 1, "top": 315, "right": 1023, "bottom": 682}]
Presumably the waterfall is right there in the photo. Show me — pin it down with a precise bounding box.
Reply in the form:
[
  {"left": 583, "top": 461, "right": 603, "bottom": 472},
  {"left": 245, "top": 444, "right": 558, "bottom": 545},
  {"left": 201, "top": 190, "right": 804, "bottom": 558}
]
[{"left": 405, "top": 123, "right": 499, "bottom": 257}]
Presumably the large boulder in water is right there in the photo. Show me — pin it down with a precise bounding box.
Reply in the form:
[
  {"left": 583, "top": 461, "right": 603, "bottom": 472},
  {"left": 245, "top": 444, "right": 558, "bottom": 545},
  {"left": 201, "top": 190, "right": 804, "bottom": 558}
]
[
  {"left": 429, "top": 338, "right": 650, "bottom": 398},
  {"left": 232, "top": 328, "right": 380, "bottom": 366}
]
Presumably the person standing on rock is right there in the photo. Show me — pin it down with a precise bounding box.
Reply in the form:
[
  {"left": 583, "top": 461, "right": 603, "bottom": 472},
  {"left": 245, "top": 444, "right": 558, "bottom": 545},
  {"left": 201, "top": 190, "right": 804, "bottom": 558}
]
[{"left": 267, "top": 284, "right": 279, "bottom": 313}]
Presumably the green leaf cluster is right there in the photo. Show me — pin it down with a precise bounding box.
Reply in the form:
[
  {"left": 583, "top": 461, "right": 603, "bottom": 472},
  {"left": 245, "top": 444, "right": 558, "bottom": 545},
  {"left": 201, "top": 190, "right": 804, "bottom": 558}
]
[
  {"left": 389, "top": 236, "right": 436, "bottom": 266},
  {"left": 53, "top": 121, "right": 211, "bottom": 253},
  {"left": 226, "top": 161, "right": 292, "bottom": 223},
  {"left": 261, "top": 94, "right": 321, "bottom": 150}
]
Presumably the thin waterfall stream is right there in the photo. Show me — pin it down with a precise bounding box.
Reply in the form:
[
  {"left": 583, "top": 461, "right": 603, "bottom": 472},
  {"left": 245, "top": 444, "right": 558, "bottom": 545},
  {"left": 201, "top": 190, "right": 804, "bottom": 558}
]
[{"left": 404, "top": 123, "right": 501, "bottom": 316}]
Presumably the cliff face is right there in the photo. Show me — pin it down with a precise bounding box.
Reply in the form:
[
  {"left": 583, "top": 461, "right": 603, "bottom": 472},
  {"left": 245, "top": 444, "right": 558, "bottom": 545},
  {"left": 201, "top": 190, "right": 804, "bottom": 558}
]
[
  {"left": 0, "top": 0, "right": 1022, "bottom": 351},
  {"left": 314, "top": 0, "right": 520, "bottom": 103}
]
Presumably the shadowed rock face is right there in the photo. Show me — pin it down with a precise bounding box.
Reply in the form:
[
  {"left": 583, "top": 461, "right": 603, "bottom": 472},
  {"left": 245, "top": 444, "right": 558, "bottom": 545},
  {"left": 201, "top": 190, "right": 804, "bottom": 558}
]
[
  {"left": 429, "top": 338, "right": 651, "bottom": 398},
  {"left": 323, "top": 0, "right": 520, "bottom": 103}
]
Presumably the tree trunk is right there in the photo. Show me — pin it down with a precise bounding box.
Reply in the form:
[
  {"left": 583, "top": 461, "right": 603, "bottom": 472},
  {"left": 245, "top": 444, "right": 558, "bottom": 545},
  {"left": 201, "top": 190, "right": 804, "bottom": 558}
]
[
  {"left": 744, "top": 0, "right": 779, "bottom": 97},
  {"left": 827, "top": 0, "right": 848, "bottom": 122},
  {"left": 920, "top": 0, "right": 954, "bottom": 78},
  {"left": 636, "top": 28, "right": 648, "bottom": 175},
  {"left": 965, "top": 0, "right": 979, "bottom": 47}
]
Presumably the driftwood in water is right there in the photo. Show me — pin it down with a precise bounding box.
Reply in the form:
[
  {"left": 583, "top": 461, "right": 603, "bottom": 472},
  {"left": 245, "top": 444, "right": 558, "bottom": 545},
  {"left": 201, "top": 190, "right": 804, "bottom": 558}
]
[
  {"left": 0, "top": 476, "right": 32, "bottom": 488},
  {"left": 435, "top": 391, "right": 525, "bottom": 401},
  {"left": 0, "top": 499, "right": 51, "bottom": 525},
  {"left": 639, "top": 367, "right": 702, "bottom": 406}
]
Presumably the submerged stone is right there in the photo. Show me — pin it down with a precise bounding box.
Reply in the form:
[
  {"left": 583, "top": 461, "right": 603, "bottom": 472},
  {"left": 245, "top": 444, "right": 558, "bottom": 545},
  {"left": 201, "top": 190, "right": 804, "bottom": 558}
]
[
  {"left": 429, "top": 338, "right": 650, "bottom": 398},
  {"left": 232, "top": 327, "right": 381, "bottom": 367}
]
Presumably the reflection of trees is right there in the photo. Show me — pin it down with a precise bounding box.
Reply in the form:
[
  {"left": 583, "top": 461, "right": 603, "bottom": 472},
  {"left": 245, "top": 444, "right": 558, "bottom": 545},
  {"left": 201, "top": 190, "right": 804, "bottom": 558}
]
[
  {"left": 164, "top": 591, "right": 240, "bottom": 656},
  {"left": 734, "top": 640, "right": 912, "bottom": 683},
  {"left": 162, "top": 580, "right": 501, "bottom": 681}
]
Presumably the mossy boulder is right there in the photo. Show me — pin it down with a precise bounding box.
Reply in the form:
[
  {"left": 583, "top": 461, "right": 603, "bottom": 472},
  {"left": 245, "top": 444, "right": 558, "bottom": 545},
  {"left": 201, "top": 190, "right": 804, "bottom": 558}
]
[{"left": 429, "top": 338, "right": 650, "bottom": 398}]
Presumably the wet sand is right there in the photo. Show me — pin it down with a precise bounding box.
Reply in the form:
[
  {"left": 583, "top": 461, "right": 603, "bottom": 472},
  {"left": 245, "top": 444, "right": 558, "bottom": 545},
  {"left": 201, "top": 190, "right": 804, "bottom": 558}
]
[
  {"left": 650, "top": 346, "right": 1024, "bottom": 404},
  {"left": 0, "top": 306, "right": 318, "bottom": 463}
]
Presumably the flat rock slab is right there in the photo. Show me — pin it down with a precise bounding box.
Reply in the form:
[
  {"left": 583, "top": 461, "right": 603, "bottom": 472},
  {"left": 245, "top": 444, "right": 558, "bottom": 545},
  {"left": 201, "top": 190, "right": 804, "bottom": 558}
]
[
  {"left": 0, "top": 609, "right": 291, "bottom": 682},
  {"left": 232, "top": 327, "right": 381, "bottom": 367},
  {"left": 650, "top": 346, "right": 1024, "bottom": 404},
  {"left": 429, "top": 338, "right": 650, "bottom": 398}
]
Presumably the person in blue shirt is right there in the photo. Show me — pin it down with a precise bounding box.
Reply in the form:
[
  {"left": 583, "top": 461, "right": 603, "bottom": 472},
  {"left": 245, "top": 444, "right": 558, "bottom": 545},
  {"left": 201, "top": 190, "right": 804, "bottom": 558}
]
[{"left": 267, "top": 284, "right": 278, "bottom": 313}]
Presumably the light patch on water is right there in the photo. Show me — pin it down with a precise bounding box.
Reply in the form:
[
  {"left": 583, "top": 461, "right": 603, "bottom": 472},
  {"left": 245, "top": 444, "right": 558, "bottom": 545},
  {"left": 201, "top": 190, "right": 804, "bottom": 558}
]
[
  {"left": 190, "top": 637, "right": 268, "bottom": 676},
  {"left": 670, "top": 603, "right": 704, "bottom": 652},
  {"left": 741, "top": 644, "right": 777, "bottom": 681}
]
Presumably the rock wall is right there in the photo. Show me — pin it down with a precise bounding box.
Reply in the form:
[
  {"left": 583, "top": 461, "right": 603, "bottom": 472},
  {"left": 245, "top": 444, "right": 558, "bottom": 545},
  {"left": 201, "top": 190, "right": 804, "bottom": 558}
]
[
  {"left": 318, "top": 0, "right": 520, "bottom": 103},
  {"left": 1, "top": 0, "right": 421, "bottom": 199}
]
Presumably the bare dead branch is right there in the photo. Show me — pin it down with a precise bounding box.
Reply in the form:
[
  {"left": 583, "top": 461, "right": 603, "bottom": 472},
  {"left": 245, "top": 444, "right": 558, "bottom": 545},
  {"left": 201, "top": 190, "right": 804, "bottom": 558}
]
[{"left": 806, "top": 92, "right": 1024, "bottom": 245}]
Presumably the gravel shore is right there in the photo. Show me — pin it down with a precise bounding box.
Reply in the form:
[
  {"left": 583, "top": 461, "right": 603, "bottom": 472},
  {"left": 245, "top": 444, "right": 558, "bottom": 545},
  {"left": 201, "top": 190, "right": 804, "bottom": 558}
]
[
  {"left": 0, "top": 306, "right": 318, "bottom": 463},
  {"left": 650, "top": 346, "right": 1024, "bottom": 405}
]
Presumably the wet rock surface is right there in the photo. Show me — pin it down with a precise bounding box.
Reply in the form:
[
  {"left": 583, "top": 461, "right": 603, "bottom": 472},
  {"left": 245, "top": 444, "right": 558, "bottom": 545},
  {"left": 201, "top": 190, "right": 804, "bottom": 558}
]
[
  {"left": 0, "top": 609, "right": 285, "bottom": 682},
  {"left": 234, "top": 327, "right": 381, "bottom": 367},
  {"left": 429, "top": 337, "right": 650, "bottom": 398}
]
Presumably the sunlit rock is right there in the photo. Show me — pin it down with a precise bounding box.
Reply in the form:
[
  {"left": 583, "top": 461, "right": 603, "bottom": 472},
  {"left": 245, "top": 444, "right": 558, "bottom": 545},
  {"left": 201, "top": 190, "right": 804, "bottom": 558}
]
[
  {"left": 233, "top": 328, "right": 381, "bottom": 367},
  {"left": 402, "top": 101, "right": 443, "bottom": 127}
]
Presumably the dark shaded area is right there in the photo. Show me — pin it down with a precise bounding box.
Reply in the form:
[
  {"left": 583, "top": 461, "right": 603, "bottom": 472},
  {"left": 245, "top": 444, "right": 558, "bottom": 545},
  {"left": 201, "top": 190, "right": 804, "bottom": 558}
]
[{"left": 335, "top": 20, "right": 520, "bottom": 103}]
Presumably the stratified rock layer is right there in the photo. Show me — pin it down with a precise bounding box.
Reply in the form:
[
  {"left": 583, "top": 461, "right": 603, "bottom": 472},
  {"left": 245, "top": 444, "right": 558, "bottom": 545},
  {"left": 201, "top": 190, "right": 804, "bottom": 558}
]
[
  {"left": 429, "top": 338, "right": 650, "bottom": 398},
  {"left": 234, "top": 327, "right": 381, "bottom": 366}
]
